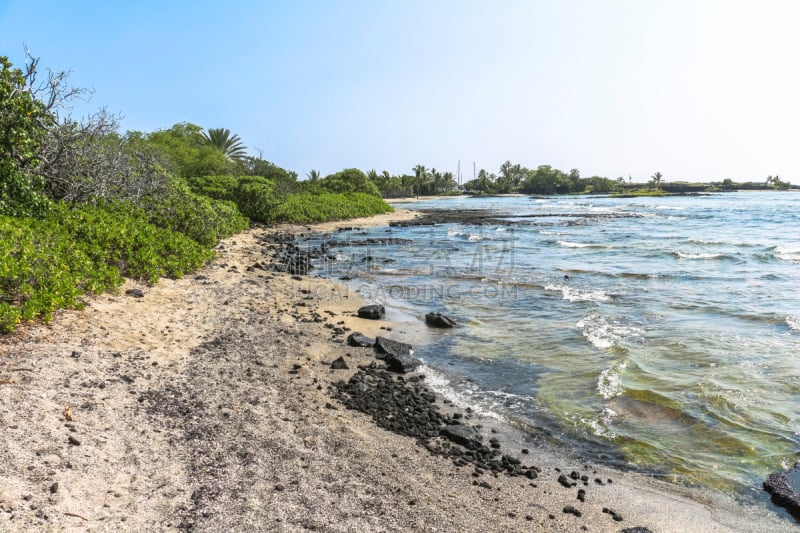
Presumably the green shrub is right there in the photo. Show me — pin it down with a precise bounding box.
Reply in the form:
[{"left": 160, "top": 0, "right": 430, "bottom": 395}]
[
  {"left": 0, "top": 203, "right": 215, "bottom": 333},
  {"left": 185, "top": 175, "right": 240, "bottom": 201},
  {"left": 145, "top": 183, "right": 248, "bottom": 246},
  {"left": 267, "top": 192, "right": 392, "bottom": 224}
]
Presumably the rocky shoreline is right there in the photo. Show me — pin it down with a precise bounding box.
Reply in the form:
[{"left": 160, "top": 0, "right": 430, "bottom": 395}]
[{"left": 0, "top": 213, "right": 797, "bottom": 532}]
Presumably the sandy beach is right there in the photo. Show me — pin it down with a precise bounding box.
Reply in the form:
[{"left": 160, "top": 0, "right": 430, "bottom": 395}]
[{"left": 0, "top": 208, "right": 794, "bottom": 532}]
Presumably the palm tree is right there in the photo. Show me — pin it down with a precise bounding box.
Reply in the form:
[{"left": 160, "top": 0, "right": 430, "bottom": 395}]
[
  {"left": 307, "top": 169, "right": 321, "bottom": 183},
  {"left": 650, "top": 171, "right": 663, "bottom": 190},
  {"left": 413, "top": 164, "right": 429, "bottom": 198},
  {"left": 202, "top": 128, "right": 247, "bottom": 160}
]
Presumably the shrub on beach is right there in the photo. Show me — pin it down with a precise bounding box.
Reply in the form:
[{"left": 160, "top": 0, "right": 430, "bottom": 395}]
[
  {"left": 0, "top": 203, "right": 214, "bottom": 333},
  {"left": 266, "top": 192, "right": 393, "bottom": 224}
]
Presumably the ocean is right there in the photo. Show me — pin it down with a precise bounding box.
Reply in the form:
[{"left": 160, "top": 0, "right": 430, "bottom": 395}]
[{"left": 307, "top": 192, "right": 800, "bottom": 496}]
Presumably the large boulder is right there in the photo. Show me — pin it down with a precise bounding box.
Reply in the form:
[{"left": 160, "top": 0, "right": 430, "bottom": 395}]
[
  {"left": 375, "top": 337, "right": 420, "bottom": 373},
  {"left": 347, "top": 332, "right": 375, "bottom": 348},
  {"left": 357, "top": 304, "right": 385, "bottom": 320},
  {"left": 425, "top": 312, "right": 457, "bottom": 328}
]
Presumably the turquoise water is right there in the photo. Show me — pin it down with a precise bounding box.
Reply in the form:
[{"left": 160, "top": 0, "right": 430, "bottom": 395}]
[{"left": 314, "top": 192, "right": 800, "bottom": 492}]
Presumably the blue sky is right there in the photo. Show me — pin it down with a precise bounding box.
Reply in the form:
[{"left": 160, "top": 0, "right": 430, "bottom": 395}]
[{"left": 2, "top": 0, "right": 799, "bottom": 182}]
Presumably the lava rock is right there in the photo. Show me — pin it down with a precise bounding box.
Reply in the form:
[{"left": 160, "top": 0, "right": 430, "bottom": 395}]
[
  {"left": 563, "top": 505, "right": 582, "bottom": 517},
  {"left": 425, "top": 312, "right": 457, "bottom": 328},
  {"left": 357, "top": 305, "right": 385, "bottom": 320},
  {"left": 330, "top": 356, "right": 349, "bottom": 370},
  {"left": 375, "top": 337, "right": 420, "bottom": 373},
  {"left": 125, "top": 288, "right": 145, "bottom": 298},
  {"left": 764, "top": 466, "right": 800, "bottom": 519},
  {"left": 440, "top": 424, "right": 483, "bottom": 448},
  {"left": 347, "top": 332, "right": 375, "bottom": 348}
]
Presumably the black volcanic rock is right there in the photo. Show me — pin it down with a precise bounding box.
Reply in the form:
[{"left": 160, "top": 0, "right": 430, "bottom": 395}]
[
  {"left": 425, "top": 312, "right": 457, "bottom": 328},
  {"left": 357, "top": 304, "right": 385, "bottom": 320},
  {"left": 347, "top": 332, "right": 375, "bottom": 348},
  {"left": 764, "top": 465, "right": 800, "bottom": 519},
  {"left": 440, "top": 424, "right": 483, "bottom": 448},
  {"left": 330, "top": 356, "right": 349, "bottom": 370},
  {"left": 374, "top": 337, "right": 420, "bottom": 373}
]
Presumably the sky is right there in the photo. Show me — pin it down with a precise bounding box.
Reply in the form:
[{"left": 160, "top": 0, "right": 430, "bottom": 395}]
[{"left": 2, "top": 0, "right": 799, "bottom": 183}]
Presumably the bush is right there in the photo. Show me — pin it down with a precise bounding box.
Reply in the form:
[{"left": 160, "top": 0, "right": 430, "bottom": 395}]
[
  {"left": 319, "top": 169, "right": 381, "bottom": 197},
  {"left": 0, "top": 203, "right": 214, "bottom": 333},
  {"left": 267, "top": 192, "right": 392, "bottom": 224},
  {"left": 232, "top": 176, "right": 281, "bottom": 223},
  {"left": 185, "top": 175, "right": 240, "bottom": 201},
  {"left": 145, "top": 182, "right": 248, "bottom": 246}
]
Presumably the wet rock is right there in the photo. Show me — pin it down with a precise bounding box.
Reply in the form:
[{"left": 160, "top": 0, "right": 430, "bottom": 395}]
[
  {"left": 375, "top": 337, "right": 420, "bottom": 373},
  {"left": 330, "top": 356, "right": 349, "bottom": 370},
  {"left": 357, "top": 305, "right": 385, "bottom": 320},
  {"left": 764, "top": 465, "right": 800, "bottom": 519},
  {"left": 347, "top": 332, "right": 375, "bottom": 348},
  {"left": 440, "top": 424, "right": 483, "bottom": 448},
  {"left": 425, "top": 312, "right": 457, "bottom": 328}
]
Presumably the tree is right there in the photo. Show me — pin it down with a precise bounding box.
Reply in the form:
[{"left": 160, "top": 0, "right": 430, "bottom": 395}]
[
  {"left": 568, "top": 168, "right": 581, "bottom": 191},
  {"left": 412, "top": 164, "right": 429, "bottom": 198},
  {"left": 0, "top": 52, "right": 87, "bottom": 216},
  {"left": 319, "top": 168, "right": 381, "bottom": 196},
  {"left": 42, "top": 110, "right": 172, "bottom": 204},
  {"left": 307, "top": 169, "right": 321, "bottom": 183},
  {"left": 146, "top": 123, "right": 229, "bottom": 177},
  {"left": 650, "top": 171, "right": 663, "bottom": 189},
  {"left": 202, "top": 127, "right": 247, "bottom": 161}
]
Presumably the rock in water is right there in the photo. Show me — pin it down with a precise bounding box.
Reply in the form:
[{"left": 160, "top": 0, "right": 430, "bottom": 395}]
[
  {"left": 357, "top": 304, "right": 385, "bottom": 320},
  {"left": 347, "top": 332, "right": 375, "bottom": 347},
  {"left": 330, "top": 356, "right": 349, "bottom": 370},
  {"left": 425, "top": 312, "right": 457, "bottom": 328},
  {"left": 764, "top": 465, "right": 800, "bottom": 519},
  {"left": 374, "top": 337, "right": 420, "bottom": 373}
]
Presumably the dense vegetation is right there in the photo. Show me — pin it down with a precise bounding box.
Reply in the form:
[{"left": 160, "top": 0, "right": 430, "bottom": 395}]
[{"left": 0, "top": 53, "right": 392, "bottom": 332}]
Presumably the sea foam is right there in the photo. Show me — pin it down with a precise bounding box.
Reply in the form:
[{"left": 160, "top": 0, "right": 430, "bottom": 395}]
[{"left": 545, "top": 283, "right": 612, "bottom": 303}]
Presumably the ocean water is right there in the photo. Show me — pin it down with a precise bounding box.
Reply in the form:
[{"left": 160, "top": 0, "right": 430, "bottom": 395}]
[{"left": 309, "top": 192, "right": 800, "bottom": 494}]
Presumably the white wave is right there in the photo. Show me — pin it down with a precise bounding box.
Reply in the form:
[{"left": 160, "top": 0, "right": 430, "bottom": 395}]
[
  {"left": 585, "top": 408, "right": 618, "bottom": 439},
  {"left": 787, "top": 315, "right": 800, "bottom": 332},
  {"left": 495, "top": 227, "right": 507, "bottom": 232},
  {"left": 596, "top": 363, "right": 626, "bottom": 399},
  {"left": 557, "top": 240, "right": 591, "bottom": 248},
  {"left": 673, "top": 251, "right": 726, "bottom": 260},
  {"left": 447, "top": 227, "right": 464, "bottom": 237},
  {"left": 545, "top": 283, "right": 612, "bottom": 303},
  {"left": 539, "top": 230, "right": 568, "bottom": 236},
  {"left": 576, "top": 312, "right": 643, "bottom": 351},
  {"left": 775, "top": 245, "right": 800, "bottom": 263},
  {"left": 418, "top": 365, "right": 504, "bottom": 420},
  {"left": 556, "top": 240, "right": 612, "bottom": 249},
  {"left": 468, "top": 233, "right": 484, "bottom": 242},
  {"left": 687, "top": 238, "right": 725, "bottom": 245}
]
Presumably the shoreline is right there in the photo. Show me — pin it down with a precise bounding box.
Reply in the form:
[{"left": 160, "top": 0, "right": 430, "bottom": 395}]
[{"left": 0, "top": 212, "right": 795, "bottom": 531}]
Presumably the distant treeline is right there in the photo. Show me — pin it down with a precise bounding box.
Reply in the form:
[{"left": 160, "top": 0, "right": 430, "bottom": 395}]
[{"left": 361, "top": 162, "right": 795, "bottom": 198}]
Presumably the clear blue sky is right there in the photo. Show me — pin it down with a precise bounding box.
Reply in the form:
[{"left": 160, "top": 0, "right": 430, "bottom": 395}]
[{"left": 2, "top": 0, "right": 799, "bottom": 183}]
